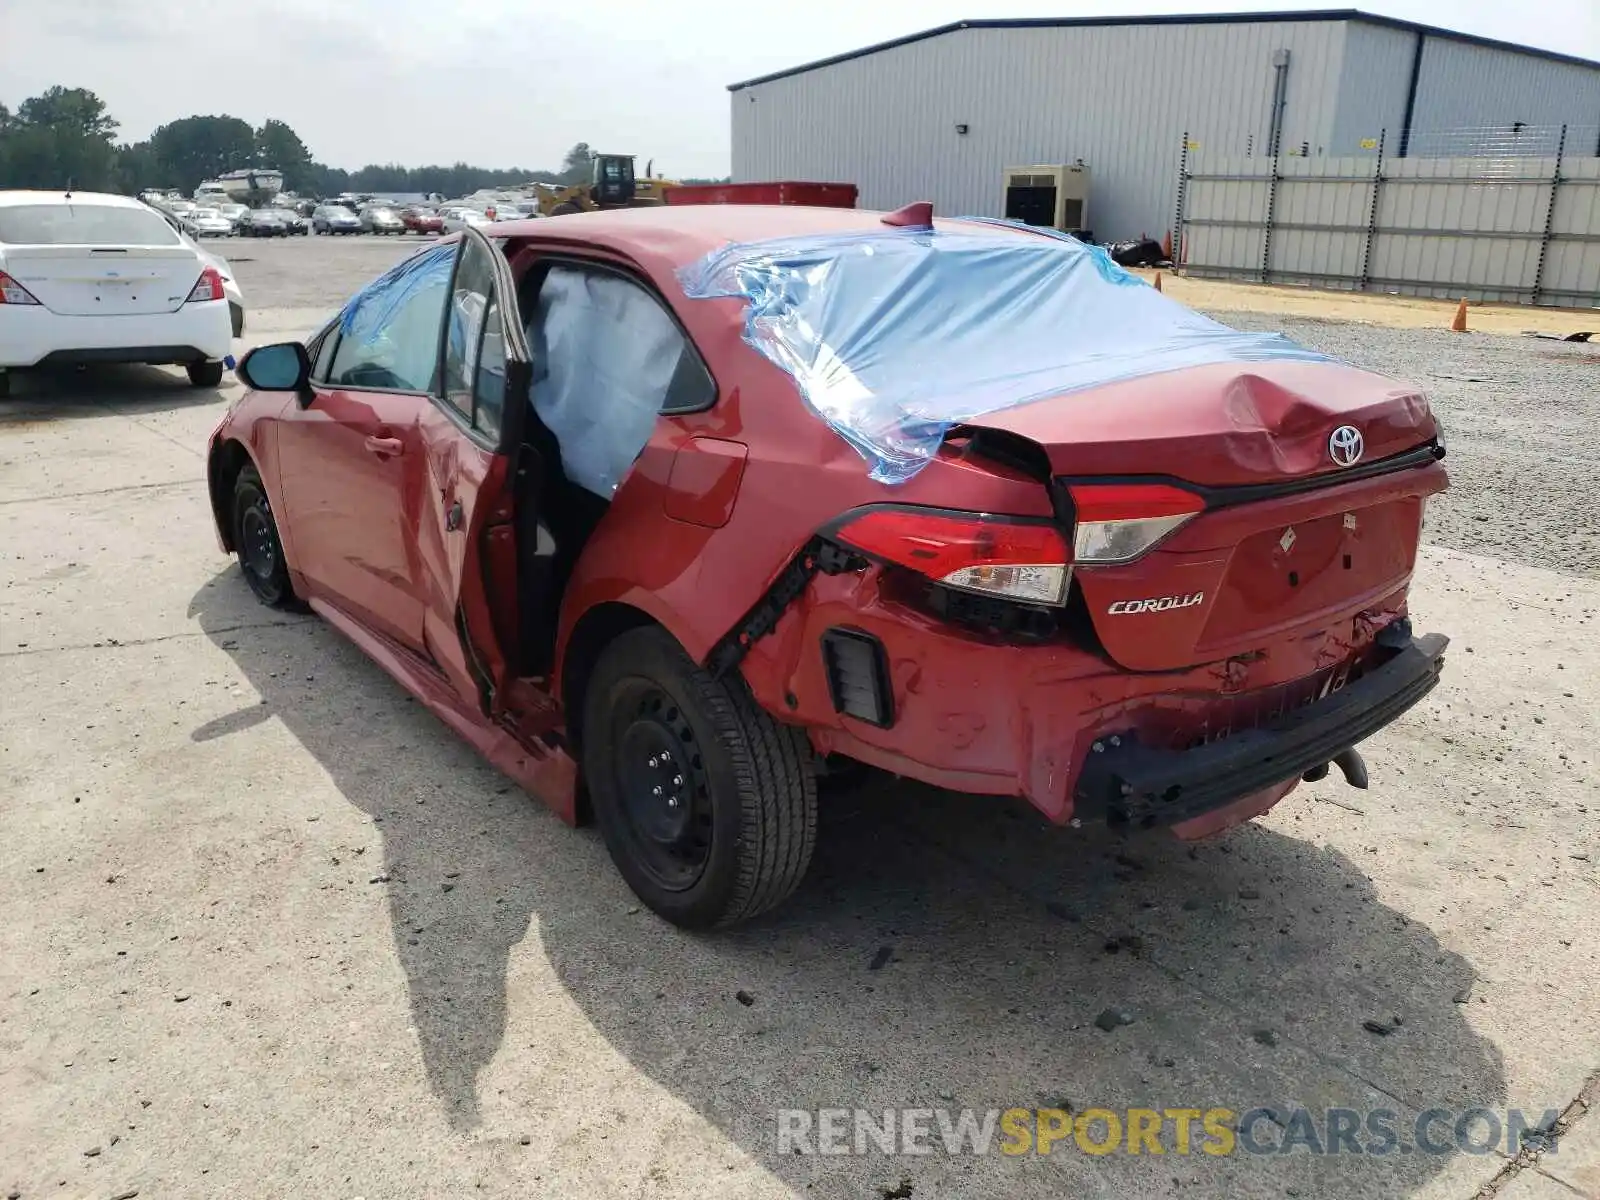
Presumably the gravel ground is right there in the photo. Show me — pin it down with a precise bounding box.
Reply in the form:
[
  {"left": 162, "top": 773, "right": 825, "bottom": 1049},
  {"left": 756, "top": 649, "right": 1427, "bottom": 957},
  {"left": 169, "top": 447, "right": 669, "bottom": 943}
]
[
  {"left": 206, "top": 231, "right": 426, "bottom": 311},
  {"left": 1217, "top": 312, "right": 1600, "bottom": 578}
]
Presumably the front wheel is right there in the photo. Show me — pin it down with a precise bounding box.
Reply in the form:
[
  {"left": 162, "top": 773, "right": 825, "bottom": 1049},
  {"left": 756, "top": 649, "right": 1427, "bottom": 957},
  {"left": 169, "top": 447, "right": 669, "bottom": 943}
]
[
  {"left": 582, "top": 627, "right": 817, "bottom": 928},
  {"left": 231, "top": 464, "right": 296, "bottom": 608},
  {"left": 187, "top": 360, "right": 224, "bottom": 387}
]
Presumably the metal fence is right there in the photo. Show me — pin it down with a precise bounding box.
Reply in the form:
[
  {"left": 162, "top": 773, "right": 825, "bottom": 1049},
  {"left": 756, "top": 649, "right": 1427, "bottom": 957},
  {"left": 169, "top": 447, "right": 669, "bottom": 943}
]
[{"left": 1173, "top": 125, "right": 1600, "bottom": 308}]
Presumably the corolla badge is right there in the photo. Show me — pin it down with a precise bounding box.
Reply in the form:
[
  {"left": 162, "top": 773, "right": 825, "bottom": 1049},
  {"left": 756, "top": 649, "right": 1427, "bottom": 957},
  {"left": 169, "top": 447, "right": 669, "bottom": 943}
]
[
  {"left": 1328, "top": 425, "right": 1364, "bottom": 467},
  {"left": 1107, "top": 591, "right": 1205, "bottom": 615}
]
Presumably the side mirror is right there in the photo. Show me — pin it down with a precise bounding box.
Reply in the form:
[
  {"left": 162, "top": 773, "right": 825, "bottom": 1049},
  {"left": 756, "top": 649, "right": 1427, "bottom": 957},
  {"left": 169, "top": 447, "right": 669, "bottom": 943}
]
[{"left": 236, "top": 342, "right": 310, "bottom": 394}]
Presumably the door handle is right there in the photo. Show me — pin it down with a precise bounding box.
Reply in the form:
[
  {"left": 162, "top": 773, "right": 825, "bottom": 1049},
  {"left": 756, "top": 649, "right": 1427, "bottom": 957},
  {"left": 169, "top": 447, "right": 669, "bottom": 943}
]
[
  {"left": 364, "top": 435, "right": 404, "bottom": 456},
  {"left": 445, "top": 500, "right": 464, "bottom": 531}
]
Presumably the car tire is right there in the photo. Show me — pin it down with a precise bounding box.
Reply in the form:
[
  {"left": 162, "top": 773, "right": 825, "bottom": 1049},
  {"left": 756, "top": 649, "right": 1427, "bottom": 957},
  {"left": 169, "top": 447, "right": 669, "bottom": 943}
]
[
  {"left": 229, "top": 301, "right": 244, "bottom": 338},
  {"left": 582, "top": 626, "right": 818, "bottom": 928},
  {"left": 231, "top": 464, "right": 296, "bottom": 609},
  {"left": 187, "top": 360, "right": 225, "bottom": 387},
  {"left": 0, "top": 371, "right": 10, "bottom": 399}
]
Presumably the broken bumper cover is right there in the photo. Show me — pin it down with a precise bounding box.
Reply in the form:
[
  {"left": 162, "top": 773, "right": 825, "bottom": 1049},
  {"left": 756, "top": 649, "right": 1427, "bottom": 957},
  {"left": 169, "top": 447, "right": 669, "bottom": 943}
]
[{"left": 1073, "top": 626, "right": 1449, "bottom": 828}]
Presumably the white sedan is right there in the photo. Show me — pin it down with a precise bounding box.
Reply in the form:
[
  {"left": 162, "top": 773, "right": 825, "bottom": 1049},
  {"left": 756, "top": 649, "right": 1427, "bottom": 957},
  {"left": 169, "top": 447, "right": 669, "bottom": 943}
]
[
  {"left": 183, "top": 207, "right": 236, "bottom": 238},
  {"left": 0, "top": 190, "right": 234, "bottom": 397},
  {"left": 439, "top": 206, "right": 493, "bottom": 234}
]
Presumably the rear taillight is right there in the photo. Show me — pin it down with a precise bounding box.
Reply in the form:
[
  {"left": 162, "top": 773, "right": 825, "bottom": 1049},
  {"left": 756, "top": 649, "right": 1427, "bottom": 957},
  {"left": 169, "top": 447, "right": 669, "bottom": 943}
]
[
  {"left": 1067, "top": 483, "right": 1205, "bottom": 564},
  {"left": 833, "top": 507, "right": 1071, "bottom": 606},
  {"left": 0, "top": 270, "right": 41, "bottom": 305},
  {"left": 187, "top": 266, "right": 225, "bottom": 303}
]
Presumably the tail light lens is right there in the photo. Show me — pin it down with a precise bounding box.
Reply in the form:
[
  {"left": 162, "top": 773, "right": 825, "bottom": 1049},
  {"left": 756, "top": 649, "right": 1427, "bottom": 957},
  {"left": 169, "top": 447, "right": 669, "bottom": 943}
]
[
  {"left": 833, "top": 507, "right": 1071, "bottom": 605},
  {"left": 0, "top": 270, "right": 41, "bottom": 305},
  {"left": 187, "top": 266, "right": 225, "bottom": 303},
  {"left": 1068, "top": 483, "right": 1205, "bottom": 564}
]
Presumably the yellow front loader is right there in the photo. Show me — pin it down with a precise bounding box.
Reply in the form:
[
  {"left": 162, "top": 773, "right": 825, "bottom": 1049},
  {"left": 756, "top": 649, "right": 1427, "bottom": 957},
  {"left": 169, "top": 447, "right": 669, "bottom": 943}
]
[{"left": 537, "top": 154, "right": 679, "bottom": 216}]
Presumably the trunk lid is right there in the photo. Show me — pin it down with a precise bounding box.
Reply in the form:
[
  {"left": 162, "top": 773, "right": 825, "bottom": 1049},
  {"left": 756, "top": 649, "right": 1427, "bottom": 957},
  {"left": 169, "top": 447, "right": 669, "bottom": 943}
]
[
  {"left": 1068, "top": 463, "right": 1446, "bottom": 671},
  {"left": 2, "top": 245, "right": 205, "bottom": 317},
  {"left": 962, "top": 360, "right": 1435, "bottom": 486},
  {"left": 954, "top": 361, "right": 1445, "bottom": 672}
]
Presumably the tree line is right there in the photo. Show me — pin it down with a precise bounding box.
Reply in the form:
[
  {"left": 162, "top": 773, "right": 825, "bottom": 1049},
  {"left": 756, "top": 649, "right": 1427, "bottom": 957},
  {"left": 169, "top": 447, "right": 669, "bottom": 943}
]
[{"left": 0, "top": 87, "right": 726, "bottom": 200}]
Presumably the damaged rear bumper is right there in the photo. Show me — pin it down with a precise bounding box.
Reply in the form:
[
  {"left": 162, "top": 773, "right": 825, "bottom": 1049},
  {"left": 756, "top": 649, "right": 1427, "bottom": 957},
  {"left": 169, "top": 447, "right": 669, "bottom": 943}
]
[{"left": 1072, "top": 623, "right": 1448, "bottom": 829}]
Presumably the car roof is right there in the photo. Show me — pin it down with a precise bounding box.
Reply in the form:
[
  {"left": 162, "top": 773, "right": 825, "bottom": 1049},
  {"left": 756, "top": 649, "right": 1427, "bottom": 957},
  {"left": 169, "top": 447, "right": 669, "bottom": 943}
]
[
  {"left": 489, "top": 204, "right": 1029, "bottom": 271},
  {"left": 0, "top": 190, "right": 148, "bottom": 210}
]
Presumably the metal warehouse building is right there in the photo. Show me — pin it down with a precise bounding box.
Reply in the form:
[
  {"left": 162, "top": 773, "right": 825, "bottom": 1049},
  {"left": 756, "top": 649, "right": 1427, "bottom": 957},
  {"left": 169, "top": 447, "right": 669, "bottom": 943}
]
[{"left": 729, "top": 9, "right": 1600, "bottom": 242}]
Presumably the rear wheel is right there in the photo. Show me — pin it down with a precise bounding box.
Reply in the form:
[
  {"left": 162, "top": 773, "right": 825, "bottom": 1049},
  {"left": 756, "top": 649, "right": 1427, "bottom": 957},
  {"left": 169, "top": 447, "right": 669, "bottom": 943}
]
[
  {"left": 231, "top": 464, "right": 296, "bottom": 608},
  {"left": 583, "top": 627, "right": 817, "bottom": 928},
  {"left": 187, "top": 360, "right": 224, "bottom": 387}
]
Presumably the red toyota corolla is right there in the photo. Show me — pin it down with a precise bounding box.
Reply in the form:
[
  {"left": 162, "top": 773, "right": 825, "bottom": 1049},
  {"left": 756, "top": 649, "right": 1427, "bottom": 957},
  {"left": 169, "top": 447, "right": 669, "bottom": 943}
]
[{"left": 207, "top": 205, "right": 1449, "bottom": 927}]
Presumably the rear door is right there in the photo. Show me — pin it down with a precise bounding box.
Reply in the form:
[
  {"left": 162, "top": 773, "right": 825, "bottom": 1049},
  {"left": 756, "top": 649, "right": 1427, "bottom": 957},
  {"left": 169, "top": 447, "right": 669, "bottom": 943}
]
[{"left": 413, "top": 227, "right": 532, "bottom": 716}]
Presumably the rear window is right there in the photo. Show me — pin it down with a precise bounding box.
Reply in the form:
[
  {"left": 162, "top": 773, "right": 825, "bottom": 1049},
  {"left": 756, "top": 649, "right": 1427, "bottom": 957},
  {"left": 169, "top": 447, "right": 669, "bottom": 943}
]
[{"left": 0, "top": 204, "right": 181, "bottom": 247}]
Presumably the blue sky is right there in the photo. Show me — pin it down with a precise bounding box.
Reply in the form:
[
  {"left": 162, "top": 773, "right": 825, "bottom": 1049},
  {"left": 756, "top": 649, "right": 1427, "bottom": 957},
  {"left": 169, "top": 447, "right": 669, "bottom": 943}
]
[{"left": 3, "top": 0, "right": 1597, "bottom": 177}]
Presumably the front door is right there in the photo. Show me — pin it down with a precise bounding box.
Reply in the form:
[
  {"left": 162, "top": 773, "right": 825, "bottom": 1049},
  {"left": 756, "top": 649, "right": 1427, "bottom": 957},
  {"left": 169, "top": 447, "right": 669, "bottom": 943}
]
[
  {"left": 276, "top": 242, "right": 460, "bottom": 650},
  {"left": 412, "top": 228, "right": 533, "bottom": 716}
]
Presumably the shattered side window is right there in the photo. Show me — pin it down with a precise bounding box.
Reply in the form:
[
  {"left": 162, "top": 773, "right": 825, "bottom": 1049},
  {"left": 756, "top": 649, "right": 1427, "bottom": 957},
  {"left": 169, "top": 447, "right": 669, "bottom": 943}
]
[
  {"left": 677, "top": 224, "right": 1331, "bottom": 484},
  {"left": 527, "top": 264, "right": 689, "bottom": 498}
]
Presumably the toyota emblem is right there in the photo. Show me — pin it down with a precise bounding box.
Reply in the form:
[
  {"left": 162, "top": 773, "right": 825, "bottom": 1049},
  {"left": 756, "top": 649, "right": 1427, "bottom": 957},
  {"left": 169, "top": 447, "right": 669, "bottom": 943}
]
[{"left": 1328, "top": 425, "right": 1364, "bottom": 467}]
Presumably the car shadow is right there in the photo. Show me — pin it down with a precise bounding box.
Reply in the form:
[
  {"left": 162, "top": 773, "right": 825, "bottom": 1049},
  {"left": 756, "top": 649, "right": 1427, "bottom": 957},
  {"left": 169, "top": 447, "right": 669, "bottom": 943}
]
[
  {"left": 189, "top": 569, "right": 1505, "bottom": 1194},
  {"left": 0, "top": 362, "right": 233, "bottom": 418}
]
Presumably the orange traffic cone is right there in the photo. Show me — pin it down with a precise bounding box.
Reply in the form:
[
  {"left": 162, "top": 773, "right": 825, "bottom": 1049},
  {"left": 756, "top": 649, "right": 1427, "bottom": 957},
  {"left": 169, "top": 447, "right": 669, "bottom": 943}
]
[
  {"left": 1162, "top": 230, "right": 1173, "bottom": 261},
  {"left": 1153, "top": 270, "right": 1163, "bottom": 292},
  {"left": 1450, "top": 298, "right": 1468, "bottom": 332}
]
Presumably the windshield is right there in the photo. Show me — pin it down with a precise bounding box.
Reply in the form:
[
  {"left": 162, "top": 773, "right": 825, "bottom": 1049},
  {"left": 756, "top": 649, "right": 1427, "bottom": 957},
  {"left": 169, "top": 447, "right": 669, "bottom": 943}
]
[{"left": 0, "top": 204, "right": 182, "bottom": 246}]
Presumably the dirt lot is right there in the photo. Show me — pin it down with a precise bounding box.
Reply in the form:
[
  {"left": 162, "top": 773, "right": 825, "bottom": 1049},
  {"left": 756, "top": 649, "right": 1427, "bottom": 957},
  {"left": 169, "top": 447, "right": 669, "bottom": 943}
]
[{"left": 1, "top": 235, "right": 1597, "bottom": 1200}]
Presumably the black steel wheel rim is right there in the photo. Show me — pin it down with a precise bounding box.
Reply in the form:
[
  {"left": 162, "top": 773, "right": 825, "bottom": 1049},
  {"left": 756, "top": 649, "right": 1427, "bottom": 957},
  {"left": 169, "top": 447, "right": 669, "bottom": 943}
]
[
  {"left": 240, "top": 496, "right": 276, "bottom": 585},
  {"left": 610, "top": 680, "right": 713, "bottom": 891}
]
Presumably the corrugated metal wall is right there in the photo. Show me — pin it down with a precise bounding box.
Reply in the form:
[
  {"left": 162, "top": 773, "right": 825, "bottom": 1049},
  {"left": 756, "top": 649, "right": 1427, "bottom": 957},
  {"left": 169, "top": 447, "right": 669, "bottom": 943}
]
[
  {"left": 1328, "top": 22, "right": 1416, "bottom": 153},
  {"left": 731, "top": 20, "right": 1352, "bottom": 242},
  {"left": 731, "top": 18, "right": 1600, "bottom": 244},
  {"left": 1407, "top": 38, "right": 1600, "bottom": 154},
  {"left": 1179, "top": 148, "right": 1600, "bottom": 306}
]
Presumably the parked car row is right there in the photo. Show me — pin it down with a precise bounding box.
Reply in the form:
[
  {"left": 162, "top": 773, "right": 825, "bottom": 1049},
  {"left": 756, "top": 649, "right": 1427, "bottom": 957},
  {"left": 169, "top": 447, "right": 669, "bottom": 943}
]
[{"left": 164, "top": 192, "right": 531, "bottom": 240}]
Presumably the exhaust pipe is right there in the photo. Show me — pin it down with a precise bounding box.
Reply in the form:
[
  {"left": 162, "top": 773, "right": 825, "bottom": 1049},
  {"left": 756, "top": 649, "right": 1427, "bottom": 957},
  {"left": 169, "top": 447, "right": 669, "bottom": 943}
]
[{"left": 1301, "top": 747, "right": 1369, "bottom": 789}]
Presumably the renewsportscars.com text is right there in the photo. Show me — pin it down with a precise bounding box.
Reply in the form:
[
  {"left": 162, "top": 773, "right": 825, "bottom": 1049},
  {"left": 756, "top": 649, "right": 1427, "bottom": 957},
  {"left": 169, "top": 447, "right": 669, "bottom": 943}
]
[{"left": 776, "top": 1106, "right": 1560, "bottom": 1157}]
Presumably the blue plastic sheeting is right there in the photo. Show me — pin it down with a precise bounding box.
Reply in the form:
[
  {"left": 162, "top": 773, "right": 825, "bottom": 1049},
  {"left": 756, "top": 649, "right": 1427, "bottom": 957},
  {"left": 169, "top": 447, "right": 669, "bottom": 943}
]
[
  {"left": 338, "top": 242, "right": 456, "bottom": 344},
  {"left": 678, "top": 223, "right": 1332, "bottom": 484}
]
